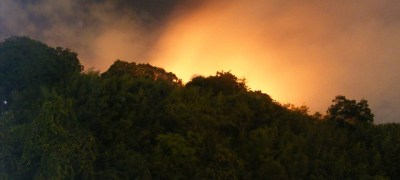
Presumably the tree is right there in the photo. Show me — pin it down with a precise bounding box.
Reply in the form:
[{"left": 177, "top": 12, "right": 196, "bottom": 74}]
[
  {"left": 327, "top": 95, "right": 374, "bottom": 124},
  {"left": 0, "top": 89, "right": 96, "bottom": 179},
  {"left": 1, "top": 36, "right": 399, "bottom": 179},
  {"left": 0, "top": 37, "right": 82, "bottom": 97},
  {"left": 151, "top": 133, "right": 198, "bottom": 179},
  {"left": 102, "top": 60, "right": 182, "bottom": 85},
  {"left": 0, "top": 36, "right": 83, "bottom": 123},
  {"left": 186, "top": 71, "right": 247, "bottom": 95}
]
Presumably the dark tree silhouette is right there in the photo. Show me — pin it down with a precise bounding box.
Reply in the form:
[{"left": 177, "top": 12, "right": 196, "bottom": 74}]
[
  {"left": 0, "top": 37, "right": 398, "bottom": 179},
  {"left": 327, "top": 95, "right": 374, "bottom": 124}
]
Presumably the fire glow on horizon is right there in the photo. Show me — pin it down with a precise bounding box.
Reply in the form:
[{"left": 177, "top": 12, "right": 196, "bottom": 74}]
[
  {"left": 151, "top": 2, "right": 268, "bottom": 81},
  {"left": 149, "top": 1, "right": 400, "bottom": 120},
  {"left": 150, "top": 1, "right": 346, "bottom": 109},
  {"left": 1, "top": 0, "right": 400, "bottom": 123}
]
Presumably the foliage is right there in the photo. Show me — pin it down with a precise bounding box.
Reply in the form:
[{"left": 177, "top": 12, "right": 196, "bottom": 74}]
[
  {"left": 186, "top": 71, "right": 247, "bottom": 95},
  {"left": 327, "top": 95, "right": 374, "bottom": 124},
  {"left": 0, "top": 37, "right": 399, "bottom": 179},
  {"left": 0, "top": 36, "right": 83, "bottom": 124}
]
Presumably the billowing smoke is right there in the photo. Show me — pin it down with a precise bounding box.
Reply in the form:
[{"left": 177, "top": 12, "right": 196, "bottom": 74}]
[
  {"left": 0, "top": 0, "right": 188, "bottom": 70},
  {"left": 1, "top": 0, "right": 400, "bottom": 123}
]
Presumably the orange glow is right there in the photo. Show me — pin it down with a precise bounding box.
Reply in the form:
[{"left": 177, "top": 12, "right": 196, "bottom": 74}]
[
  {"left": 150, "top": 1, "right": 320, "bottom": 106},
  {"left": 2, "top": 0, "right": 399, "bottom": 122}
]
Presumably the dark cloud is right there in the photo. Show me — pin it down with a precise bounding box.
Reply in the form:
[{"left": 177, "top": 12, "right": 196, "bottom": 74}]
[{"left": 0, "top": 0, "right": 199, "bottom": 70}]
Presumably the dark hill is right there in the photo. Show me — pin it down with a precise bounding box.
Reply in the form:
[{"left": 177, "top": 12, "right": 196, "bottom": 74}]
[{"left": 0, "top": 37, "right": 399, "bottom": 179}]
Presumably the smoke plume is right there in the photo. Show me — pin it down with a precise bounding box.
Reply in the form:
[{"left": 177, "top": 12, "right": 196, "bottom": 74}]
[{"left": 1, "top": 0, "right": 400, "bottom": 123}]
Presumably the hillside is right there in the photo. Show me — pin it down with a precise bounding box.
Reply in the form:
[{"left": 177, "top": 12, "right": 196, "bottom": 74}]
[{"left": 0, "top": 37, "right": 399, "bottom": 179}]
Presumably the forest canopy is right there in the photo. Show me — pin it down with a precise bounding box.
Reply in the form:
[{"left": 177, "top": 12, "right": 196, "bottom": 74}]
[{"left": 0, "top": 37, "right": 399, "bottom": 179}]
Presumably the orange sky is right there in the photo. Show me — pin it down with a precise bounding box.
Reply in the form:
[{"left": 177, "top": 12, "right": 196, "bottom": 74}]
[
  {"left": 150, "top": 1, "right": 299, "bottom": 103},
  {"left": 149, "top": 1, "right": 400, "bottom": 120},
  {"left": 1, "top": 0, "right": 399, "bottom": 123}
]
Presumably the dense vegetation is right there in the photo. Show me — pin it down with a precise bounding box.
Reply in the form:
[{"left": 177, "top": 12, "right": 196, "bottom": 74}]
[{"left": 0, "top": 37, "right": 399, "bottom": 179}]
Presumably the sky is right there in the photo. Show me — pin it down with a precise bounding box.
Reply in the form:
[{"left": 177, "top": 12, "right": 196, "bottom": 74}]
[{"left": 0, "top": 0, "right": 399, "bottom": 123}]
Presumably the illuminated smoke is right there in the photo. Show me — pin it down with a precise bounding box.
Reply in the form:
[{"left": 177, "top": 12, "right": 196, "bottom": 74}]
[
  {"left": 150, "top": 0, "right": 400, "bottom": 123},
  {"left": 0, "top": 0, "right": 167, "bottom": 70},
  {"left": 1, "top": 0, "right": 400, "bottom": 123}
]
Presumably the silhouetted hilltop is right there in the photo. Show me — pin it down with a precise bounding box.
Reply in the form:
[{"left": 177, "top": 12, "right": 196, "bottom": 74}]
[{"left": 0, "top": 37, "right": 399, "bottom": 179}]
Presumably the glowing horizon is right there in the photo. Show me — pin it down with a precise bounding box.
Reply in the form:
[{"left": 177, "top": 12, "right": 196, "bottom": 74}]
[
  {"left": 1, "top": 0, "right": 400, "bottom": 122},
  {"left": 149, "top": 1, "right": 325, "bottom": 111}
]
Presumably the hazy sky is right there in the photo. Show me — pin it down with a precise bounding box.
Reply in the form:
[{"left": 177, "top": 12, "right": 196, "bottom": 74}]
[{"left": 1, "top": 0, "right": 399, "bottom": 123}]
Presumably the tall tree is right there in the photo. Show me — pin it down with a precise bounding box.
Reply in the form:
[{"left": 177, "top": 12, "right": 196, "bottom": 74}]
[
  {"left": 327, "top": 95, "right": 374, "bottom": 124},
  {"left": 0, "top": 36, "right": 83, "bottom": 123}
]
